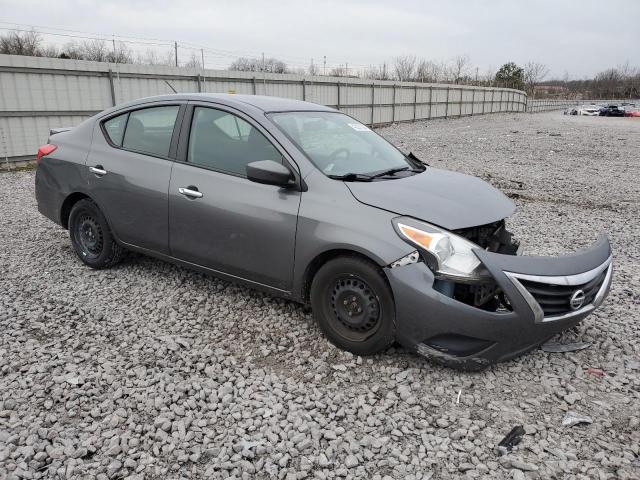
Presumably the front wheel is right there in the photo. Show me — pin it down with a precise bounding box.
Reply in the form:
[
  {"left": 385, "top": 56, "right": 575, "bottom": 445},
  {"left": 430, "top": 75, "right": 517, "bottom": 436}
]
[
  {"left": 68, "top": 198, "right": 124, "bottom": 269},
  {"left": 310, "top": 256, "right": 395, "bottom": 356}
]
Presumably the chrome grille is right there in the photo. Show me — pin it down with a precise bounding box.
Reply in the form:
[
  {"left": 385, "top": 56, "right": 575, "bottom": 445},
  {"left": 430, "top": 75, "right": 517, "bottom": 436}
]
[
  {"left": 519, "top": 269, "right": 607, "bottom": 316},
  {"left": 504, "top": 256, "right": 613, "bottom": 322}
]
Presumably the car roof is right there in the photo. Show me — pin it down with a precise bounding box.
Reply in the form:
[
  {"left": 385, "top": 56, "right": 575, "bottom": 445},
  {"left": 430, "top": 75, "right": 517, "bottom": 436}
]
[{"left": 118, "top": 93, "right": 336, "bottom": 113}]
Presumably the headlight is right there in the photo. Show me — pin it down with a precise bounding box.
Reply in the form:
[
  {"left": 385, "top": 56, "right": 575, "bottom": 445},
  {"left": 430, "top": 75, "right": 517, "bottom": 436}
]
[{"left": 393, "top": 219, "right": 482, "bottom": 280}]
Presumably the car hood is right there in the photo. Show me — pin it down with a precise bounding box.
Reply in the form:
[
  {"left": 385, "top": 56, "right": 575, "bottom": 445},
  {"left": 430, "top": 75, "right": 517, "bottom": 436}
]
[{"left": 345, "top": 168, "right": 515, "bottom": 230}]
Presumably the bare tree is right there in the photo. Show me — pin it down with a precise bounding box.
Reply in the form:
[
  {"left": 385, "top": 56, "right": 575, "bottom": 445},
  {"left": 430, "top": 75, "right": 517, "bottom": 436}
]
[
  {"left": 39, "top": 44, "right": 60, "bottom": 58},
  {"left": 329, "top": 65, "right": 348, "bottom": 77},
  {"left": 415, "top": 59, "right": 444, "bottom": 83},
  {"left": 229, "top": 56, "right": 288, "bottom": 73},
  {"left": 108, "top": 41, "right": 133, "bottom": 64},
  {"left": 617, "top": 61, "right": 640, "bottom": 98},
  {"left": 415, "top": 60, "right": 428, "bottom": 82},
  {"left": 0, "top": 30, "right": 42, "bottom": 56},
  {"left": 363, "top": 63, "right": 391, "bottom": 81},
  {"left": 136, "top": 49, "right": 175, "bottom": 66},
  {"left": 483, "top": 65, "right": 495, "bottom": 86},
  {"left": 393, "top": 55, "right": 416, "bottom": 81},
  {"left": 593, "top": 68, "right": 623, "bottom": 97},
  {"left": 184, "top": 52, "right": 201, "bottom": 68},
  {"left": 61, "top": 40, "right": 132, "bottom": 63},
  {"left": 524, "top": 61, "right": 549, "bottom": 97},
  {"left": 308, "top": 60, "right": 319, "bottom": 76},
  {"left": 81, "top": 40, "right": 110, "bottom": 62},
  {"left": 451, "top": 54, "right": 470, "bottom": 84}
]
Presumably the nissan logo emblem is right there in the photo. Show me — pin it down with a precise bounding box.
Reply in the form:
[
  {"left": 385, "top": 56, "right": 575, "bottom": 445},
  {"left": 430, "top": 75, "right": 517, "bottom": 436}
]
[{"left": 569, "top": 290, "right": 586, "bottom": 310}]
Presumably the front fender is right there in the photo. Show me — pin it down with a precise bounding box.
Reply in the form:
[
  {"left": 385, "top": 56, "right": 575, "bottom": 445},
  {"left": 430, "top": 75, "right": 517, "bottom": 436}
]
[{"left": 291, "top": 182, "right": 414, "bottom": 301}]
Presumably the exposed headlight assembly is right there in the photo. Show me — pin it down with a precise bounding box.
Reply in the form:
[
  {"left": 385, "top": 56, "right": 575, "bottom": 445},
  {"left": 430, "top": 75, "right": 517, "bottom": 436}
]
[{"left": 393, "top": 217, "right": 484, "bottom": 281}]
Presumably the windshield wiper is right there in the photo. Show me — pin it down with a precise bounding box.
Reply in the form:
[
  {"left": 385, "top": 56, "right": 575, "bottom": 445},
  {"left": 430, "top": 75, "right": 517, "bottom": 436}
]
[
  {"left": 327, "top": 173, "right": 374, "bottom": 182},
  {"left": 369, "top": 166, "right": 414, "bottom": 178},
  {"left": 328, "top": 166, "right": 421, "bottom": 182}
]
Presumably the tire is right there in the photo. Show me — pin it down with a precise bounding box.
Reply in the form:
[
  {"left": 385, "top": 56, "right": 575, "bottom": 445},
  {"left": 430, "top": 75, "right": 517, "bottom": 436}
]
[
  {"left": 310, "top": 256, "right": 395, "bottom": 356},
  {"left": 68, "top": 198, "right": 123, "bottom": 269}
]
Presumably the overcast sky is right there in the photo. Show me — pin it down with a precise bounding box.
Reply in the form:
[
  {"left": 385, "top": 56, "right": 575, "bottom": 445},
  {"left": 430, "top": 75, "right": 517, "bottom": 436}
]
[{"left": 1, "top": 0, "right": 639, "bottom": 78}]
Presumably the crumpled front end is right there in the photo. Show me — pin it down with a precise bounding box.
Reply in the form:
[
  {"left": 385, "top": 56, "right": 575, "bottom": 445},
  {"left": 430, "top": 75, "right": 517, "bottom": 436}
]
[{"left": 385, "top": 234, "right": 612, "bottom": 370}]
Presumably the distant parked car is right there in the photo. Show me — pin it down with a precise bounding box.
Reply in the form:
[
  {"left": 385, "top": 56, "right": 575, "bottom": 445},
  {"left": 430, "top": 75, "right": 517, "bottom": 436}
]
[
  {"left": 577, "top": 105, "right": 600, "bottom": 116},
  {"left": 599, "top": 104, "right": 625, "bottom": 117},
  {"left": 563, "top": 106, "right": 578, "bottom": 115},
  {"left": 624, "top": 109, "right": 640, "bottom": 117}
]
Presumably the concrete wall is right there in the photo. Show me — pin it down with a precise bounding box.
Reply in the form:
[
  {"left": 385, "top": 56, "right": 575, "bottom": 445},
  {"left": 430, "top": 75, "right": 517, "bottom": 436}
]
[{"left": 0, "top": 54, "right": 530, "bottom": 163}]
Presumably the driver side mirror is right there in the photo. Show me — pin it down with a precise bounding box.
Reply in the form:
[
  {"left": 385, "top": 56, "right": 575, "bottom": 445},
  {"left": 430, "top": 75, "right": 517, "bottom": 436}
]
[{"left": 246, "top": 160, "right": 294, "bottom": 187}]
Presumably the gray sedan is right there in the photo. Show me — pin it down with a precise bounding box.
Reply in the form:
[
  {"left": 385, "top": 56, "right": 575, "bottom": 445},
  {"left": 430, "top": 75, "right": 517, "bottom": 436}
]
[{"left": 35, "top": 94, "right": 612, "bottom": 369}]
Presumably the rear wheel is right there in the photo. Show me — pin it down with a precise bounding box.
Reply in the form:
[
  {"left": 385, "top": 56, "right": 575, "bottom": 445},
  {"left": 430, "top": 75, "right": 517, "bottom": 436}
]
[
  {"left": 310, "top": 256, "right": 395, "bottom": 355},
  {"left": 68, "top": 199, "right": 123, "bottom": 269}
]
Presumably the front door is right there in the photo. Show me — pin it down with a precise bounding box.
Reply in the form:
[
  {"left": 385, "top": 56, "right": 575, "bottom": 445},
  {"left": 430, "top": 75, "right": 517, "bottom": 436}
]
[{"left": 168, "top": 105, "right": 300, "bottom": 291}]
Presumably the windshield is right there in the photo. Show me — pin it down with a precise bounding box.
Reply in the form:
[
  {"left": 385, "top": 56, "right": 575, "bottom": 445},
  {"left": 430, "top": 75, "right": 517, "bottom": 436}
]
[{"left": 269, "top": 112, "right": 413, "bottom": 177}]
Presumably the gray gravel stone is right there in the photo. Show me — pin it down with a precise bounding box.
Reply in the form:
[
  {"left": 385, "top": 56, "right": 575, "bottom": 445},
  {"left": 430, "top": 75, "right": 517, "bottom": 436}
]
[{"left": 0, "top": 112, "right": 638, "bottom": 479}]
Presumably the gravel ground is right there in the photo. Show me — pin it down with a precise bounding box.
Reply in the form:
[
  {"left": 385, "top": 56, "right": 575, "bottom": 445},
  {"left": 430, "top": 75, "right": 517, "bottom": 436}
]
[{"left": 1, "top": 111, "right": 639, "bottom": 480}]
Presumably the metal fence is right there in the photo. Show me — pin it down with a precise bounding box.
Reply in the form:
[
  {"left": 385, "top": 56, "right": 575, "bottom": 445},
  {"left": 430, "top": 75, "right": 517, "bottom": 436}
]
[
  {"left": 0, "top": 54, "right": 529, "bottom": 164},
  {"left": 1, "top": 54, "right": 633, "bottom": 165},
  {"left": 527, "top": 99, "right": 614, "bottom": 112},
  {"left": 527, "top": 99, "right": 581, "bottom": 112}
]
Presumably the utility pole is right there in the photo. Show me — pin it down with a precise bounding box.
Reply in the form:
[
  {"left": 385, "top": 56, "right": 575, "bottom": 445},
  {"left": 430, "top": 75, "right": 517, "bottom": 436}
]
[
  {"left": 201, "top": 48, "right": 206, "bottom": 91},
  {"left": 174, "top": 41, "right": 178, "bottom": 67},
  {"left": 112, "top": 38, "right": 117, "bottom": 63},
  {"left": 310, "top": 58, "right": 314, "bottom": 75},
  {"left": 323, "top": 55, "right": 326, "bottom": 76},
  {"left": 262, "top": 52, "right": 266, "bottom": 90},
  {"left": 345, "top": 62, "right": 348, "bottom": 77}
]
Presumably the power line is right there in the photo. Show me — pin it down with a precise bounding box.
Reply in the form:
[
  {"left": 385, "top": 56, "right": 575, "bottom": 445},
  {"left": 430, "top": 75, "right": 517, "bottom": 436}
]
[
  {"left": 0, "top": 27, "right": 172, "bottom": 48},
  {"left": 0, "top": 21, "right": 175, "bottom": 44},
  {"left": 0, "top": 22, "right": 378, "bottom": 74}
]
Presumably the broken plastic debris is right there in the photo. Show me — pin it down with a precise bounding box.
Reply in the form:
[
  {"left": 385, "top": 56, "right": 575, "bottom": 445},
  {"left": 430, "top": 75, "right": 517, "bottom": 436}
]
[
  {"left": 238, "top": 440, "right": 260, "bottom": 452},
  {"left": 626, "top": 360, "right": 640, "bottom": 370},
  {"left": 541, "top": 341, "right": 591, "bottom": 353},
  {"left": 494, "top": 425, "right": 525, "bottom": 456},
  {"left": 562, "top": 411, "right": 593, "bottom": 427},
  {"left": 586, "top": 367, "right": 605, "bottom": 377}
]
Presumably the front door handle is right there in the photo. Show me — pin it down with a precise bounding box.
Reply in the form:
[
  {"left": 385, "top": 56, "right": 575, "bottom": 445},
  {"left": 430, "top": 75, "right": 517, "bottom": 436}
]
[
  {"left": 178, "top": 187, "right": 203, "bottom": 199},
  {"left": 89, "top": 165, "right": 107, "bottom": 176}
]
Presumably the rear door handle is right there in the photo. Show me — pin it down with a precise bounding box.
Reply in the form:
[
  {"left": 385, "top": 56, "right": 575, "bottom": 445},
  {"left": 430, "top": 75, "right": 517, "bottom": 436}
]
[
  {"left": 178, "top": 187, "right": 203, "bottom": 199},
  {"left": 89, "top": 165, "right": 107, "bottom": 176}
]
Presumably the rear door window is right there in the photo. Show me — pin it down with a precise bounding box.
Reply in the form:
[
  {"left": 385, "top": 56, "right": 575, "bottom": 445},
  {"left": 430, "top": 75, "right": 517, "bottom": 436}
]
[{"left": 121, "top": 106, "right": 180, "bottom": 157}]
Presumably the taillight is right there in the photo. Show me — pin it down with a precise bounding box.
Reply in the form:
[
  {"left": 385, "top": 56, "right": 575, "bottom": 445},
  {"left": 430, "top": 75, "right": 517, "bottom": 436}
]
[{"left": 36, "top": 144, "right": 57, "bottom": 162}]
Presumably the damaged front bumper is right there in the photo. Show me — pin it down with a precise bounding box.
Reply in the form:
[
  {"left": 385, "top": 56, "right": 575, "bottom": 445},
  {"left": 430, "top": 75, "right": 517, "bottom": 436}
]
[{"left": 385, "top": 235, "right": 612, "bottom": 369}]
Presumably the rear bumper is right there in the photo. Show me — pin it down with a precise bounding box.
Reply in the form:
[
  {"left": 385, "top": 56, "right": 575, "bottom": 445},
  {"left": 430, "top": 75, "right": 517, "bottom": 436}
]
[{"left": 385, "top": 235, "right": 612, "bottom": 369}]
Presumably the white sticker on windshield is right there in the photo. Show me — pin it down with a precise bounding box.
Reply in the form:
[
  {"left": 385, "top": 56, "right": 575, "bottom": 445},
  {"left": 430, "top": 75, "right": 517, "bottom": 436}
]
[{"left": 348, "top": 123, "right": 371, "bottom": 132}]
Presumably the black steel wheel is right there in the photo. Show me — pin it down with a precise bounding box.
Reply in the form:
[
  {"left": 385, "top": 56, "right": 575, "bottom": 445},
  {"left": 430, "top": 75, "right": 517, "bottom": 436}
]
[
  {"left": 311, "top": 256, "right": 395, "bottom": 355},
  {"left": 68, "top": 198, "right": 123, "bottom": 269},
  {"left": 76, "top": 213, "right": 104, "bottom": 260},
  {"left": 329, "top": 275, "right": 381, "bottom": 342}
]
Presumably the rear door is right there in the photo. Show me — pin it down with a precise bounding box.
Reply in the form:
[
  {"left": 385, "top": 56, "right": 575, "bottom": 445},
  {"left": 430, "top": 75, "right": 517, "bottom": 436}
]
[
  {"left": 87, "top": 103, "right": 184, "bottom": 254},
  {"left": 168, "top": 103, "right": 301, "bottom": 291}
]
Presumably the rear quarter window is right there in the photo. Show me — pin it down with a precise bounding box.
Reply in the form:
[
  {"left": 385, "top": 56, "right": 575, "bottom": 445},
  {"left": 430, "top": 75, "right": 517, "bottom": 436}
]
[{"left": 103, "top": 113, "right": 128, "bottom": 146}]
